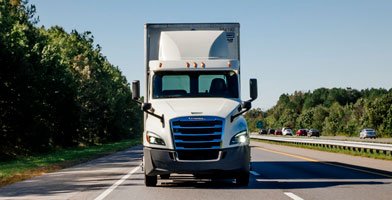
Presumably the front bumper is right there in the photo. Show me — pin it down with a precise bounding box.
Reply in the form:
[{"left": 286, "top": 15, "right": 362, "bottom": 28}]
[{"left": 143, "top": 146, "right": 250, "bottom": 177}]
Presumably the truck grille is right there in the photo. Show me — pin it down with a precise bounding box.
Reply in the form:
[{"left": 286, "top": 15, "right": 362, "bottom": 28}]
[{"left": 170, "top": 116, "right": 224, "bottom": 150}]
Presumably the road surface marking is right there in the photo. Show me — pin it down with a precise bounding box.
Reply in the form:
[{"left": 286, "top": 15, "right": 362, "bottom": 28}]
[
  {"left": 284, "top": 192, "right": 304, "bottom": 200},
  {"left": 255, "top": 147, "right": 392, "bottom": 178},
  {"left": 256, "top": 147, "right": 318, "bottom": 162},
  {"left": 94, "top": 164, "right": 141, "bottom": 200},
  {"left": 250, "top": 171, "right": 260, "bottom": 176}
]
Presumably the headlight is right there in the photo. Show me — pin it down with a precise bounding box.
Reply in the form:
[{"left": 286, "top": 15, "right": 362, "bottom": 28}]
[
  {"left": 230, "top": 130, "right": 249, "bottom": 145},
  {"left": 146, "top": 131, "right": 165, "bottom": 145}
]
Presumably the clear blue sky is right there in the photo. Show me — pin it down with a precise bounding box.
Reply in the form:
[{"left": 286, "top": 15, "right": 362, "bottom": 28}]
[{"left": 30, "top": 0, "right": 392, "bottom": 110}]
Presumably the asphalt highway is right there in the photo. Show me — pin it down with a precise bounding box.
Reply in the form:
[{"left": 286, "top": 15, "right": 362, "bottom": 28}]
[{"left": 0, "top": 141, "right": 391, "bottom": 200}]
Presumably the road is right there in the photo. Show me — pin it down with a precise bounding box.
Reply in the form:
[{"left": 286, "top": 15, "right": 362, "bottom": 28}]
[{"left": 0, "top": 141, "right": 391, "bottom": 200}]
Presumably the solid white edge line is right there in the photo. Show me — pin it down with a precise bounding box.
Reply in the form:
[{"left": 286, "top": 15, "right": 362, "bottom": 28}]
[
  {"left": 250, "top": 171, "right": 260, "bottom": 176},
  {"left": 284, "top": 192, "right": 304, "bottom": 200},
  {"left": 94, "top": 164, "right": 141, "bottom": 200}
]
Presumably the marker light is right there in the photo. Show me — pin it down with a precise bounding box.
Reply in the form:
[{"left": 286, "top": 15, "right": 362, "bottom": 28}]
[
  {"left": 201, "top": 62, "right": 205, "bottom": 68},
  {"left": 227, "top": 62, "right": 232, "bottom": 67},
  {"left": 159, "top": 63, "right": 163, "bottom": 68},
  {"left": 186, "top": 62, "right": 190, "bottom": 68},
  {"left": 193, "top": 62, "right": 197, "bottom": 68}
]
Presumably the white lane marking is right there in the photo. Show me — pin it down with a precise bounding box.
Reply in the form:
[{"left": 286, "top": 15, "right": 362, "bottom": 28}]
[
  {"left": 94, "top": 164, "right": 141, "bottom": 200},
  {"left": 250, "top": 171, "right": 260, "bottom": 176},
  {"left": 284, "top": 192, "right": 304, "bottom": 200}
]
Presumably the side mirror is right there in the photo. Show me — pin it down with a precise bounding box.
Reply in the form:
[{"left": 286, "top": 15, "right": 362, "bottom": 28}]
[
  {"left": 250, "top": 78, "right": 258, "bottom": 101},
  {"left": 132, "top": 80, "right": 140, "bottom": 100},
  {"left": 242, "top": 101, "right": 251, "bottom": 109},
  {"left": 142, "top": 103, "right": 152, "bottom": 111}
]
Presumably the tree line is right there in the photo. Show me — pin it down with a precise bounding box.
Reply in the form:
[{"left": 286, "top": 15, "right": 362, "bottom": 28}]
[
  {"left": 0, "top": 0, "right": 142, "bottom": 160},
  {"left": 246, "top": 87, "right": 392, "bottom": 137}
]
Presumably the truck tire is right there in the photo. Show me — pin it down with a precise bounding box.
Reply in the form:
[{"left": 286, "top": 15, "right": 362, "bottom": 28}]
[
  {"left": 145, "top": 175, "right": 157, "bottom": 187},
  {"left": 235, "top": 172, "right": 249, "bottom": 186}
]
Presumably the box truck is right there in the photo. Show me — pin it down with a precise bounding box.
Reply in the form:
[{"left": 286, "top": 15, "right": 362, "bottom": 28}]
[{"left": 132, "top": 23, "right": 257, "bottom": 186}]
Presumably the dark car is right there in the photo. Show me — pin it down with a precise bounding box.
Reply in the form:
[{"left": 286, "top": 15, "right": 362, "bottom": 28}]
[
  {"left": 275, "top": 129, "right": 282, "bottom": 135},
  {"left": 259, "top": 129, "right": 267, "bottom": 135},
  {"left": 307, "top": 129, "right": 320, "bottom": 137},
  {"left": 267, "top": 128, "right": 275, "bottom": 135},
  {"left": 296, "top": 129, "right": 307, "bottom": 136}
]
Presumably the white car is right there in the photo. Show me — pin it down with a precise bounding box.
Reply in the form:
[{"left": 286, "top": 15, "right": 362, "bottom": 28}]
[
  {"left": 282, "top": 128, "right": 293, "bottom": 136},
  {"left": 360, "top": 128, "right": 376, "bottom": 139}
]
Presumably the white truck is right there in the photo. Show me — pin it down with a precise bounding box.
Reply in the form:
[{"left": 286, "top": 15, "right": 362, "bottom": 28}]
[{"left": 132, "top": 23, "right": 257, "bottom": 187}]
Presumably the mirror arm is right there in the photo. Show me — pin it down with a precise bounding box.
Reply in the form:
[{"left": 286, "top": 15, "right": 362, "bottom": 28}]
[
  {"left": 230, "top": 100, "right": 252, "bottom": 122},
  {"left": 144, "top": 110, "right": 165, "bottom": 127}
]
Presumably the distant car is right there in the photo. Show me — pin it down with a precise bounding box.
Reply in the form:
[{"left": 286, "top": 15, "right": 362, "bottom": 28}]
[
  {"left": 296, "top": 129, "right": 308, "bottom": 136},
  {"left": 267, "top": 128, "right": 275, "bottom": 135},
  {"left": 275, "top": 129, "right": 282, "bottom": 135},
  {"left": 307, "top": 129, "right": 320, "bottom": 137},
  {"left": 282, "top": 128, "right": 293, "bottom": 136},
  {"left": 360, "top": 128, "right": 376, "bottom": 139},
  {"left": 259, "top": 129, "right": 267, "bottom": 135}
]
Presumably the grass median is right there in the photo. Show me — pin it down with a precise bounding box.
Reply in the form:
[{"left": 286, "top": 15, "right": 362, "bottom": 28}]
[{"left": 0, "top": 139, "right": 141, "bottom": 187}]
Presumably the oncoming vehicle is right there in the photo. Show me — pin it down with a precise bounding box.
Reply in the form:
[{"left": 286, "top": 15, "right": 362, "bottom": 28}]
[
  {"left": 359, "top": 128, "right": 377, "bottom": 139},
  {"left": 307, "top": 129, "right": 320, "bottom": 137},
  {"left": 259, "top": 129, "right": 267, "bottom": 135},
  {"left": 282, "top": 128, "right": 293, "bottom": 136},
  {"left": 296, "top": 129, "right": 307, "bottom": 136},
  {"left": 132, "top": 23, "right": 258, "bottom": 187},
  {"left": 267, "top": 128, "right": 275, "bottom": 135}
]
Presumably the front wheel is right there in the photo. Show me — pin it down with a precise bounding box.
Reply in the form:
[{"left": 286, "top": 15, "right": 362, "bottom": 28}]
[
  {"left": 145, "top": 174, "right": 157, "bottom": 187},
  {"left": 235, "top": 172, "right": 249, "bottom": 186}
]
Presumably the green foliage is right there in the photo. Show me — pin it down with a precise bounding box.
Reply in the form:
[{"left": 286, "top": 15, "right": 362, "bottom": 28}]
[
  {"left": 247, "top": 87, "right": 392, "bottom": 137},
  {"left": 244, "top": 108, "right": 265, "bottom": 132},
  {"left": 0, "top": 0, "right": 142, "bottom": 160}
]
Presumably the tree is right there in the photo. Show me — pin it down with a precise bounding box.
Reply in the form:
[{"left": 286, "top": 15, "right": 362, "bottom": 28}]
[{"left": 0, "top": 0, "right": 142, "bottom": 160}]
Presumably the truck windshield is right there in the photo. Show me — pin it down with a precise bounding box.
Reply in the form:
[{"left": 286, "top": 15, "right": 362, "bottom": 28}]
[{"left": 153, "top": 71, "right": 239, "bottom": 99}]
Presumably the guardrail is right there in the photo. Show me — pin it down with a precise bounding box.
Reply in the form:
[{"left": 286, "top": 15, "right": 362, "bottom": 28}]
[{"left": 250, "top": 134, "right": 392, "bottom": 157}]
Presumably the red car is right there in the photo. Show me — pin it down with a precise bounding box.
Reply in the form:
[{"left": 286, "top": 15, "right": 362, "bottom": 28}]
[
  {"left": 275, "top": 129, "right": 282, "bottom": 135},
  {"left": 296, "top": 129, "right": 307, "bottom": 136}
]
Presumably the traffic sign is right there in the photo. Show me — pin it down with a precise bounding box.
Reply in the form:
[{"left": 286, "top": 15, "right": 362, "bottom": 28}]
[{"left": 256, "top": 121, "right": 263, "bottom": 129}]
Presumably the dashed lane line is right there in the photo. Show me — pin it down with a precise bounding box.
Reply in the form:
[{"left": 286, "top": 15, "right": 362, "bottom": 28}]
[
  {"left": 284, "top": 192, "right": 304, "bottom": 200},
  {"left": 94, "top": 163, "right": 142, "bottom": 200}
]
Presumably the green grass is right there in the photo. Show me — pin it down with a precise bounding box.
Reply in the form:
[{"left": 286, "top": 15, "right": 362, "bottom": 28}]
[
  {"left": 0, "top": 139, "right": 141, "bottom": 186},
  {"left": 252, "top": 138, "right": 392, "bottom": 161}
]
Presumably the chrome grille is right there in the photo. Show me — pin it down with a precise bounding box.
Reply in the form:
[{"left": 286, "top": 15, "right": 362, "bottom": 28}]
[{"left": 171, "top": 116, "right": 224, "bottom": 150}]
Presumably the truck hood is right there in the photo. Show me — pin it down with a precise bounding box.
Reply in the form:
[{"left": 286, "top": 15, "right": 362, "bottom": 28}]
[{"left": 150, "top": 98, "right": 240, "bottom": 119}]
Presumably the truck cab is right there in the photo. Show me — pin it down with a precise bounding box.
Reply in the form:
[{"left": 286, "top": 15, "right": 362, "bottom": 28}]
[{"left": 132, "top": 23, "right": 257, "bottom": 186}]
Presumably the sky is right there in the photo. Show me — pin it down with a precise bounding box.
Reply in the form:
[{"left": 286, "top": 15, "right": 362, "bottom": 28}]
[{"left": 29, "top": 0, "right": 392, "bottom": 110}]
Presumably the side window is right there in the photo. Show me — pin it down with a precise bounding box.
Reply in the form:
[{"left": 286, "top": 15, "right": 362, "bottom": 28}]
[{"left": 199, "top": 75, "right": 226, "bottom": 93}]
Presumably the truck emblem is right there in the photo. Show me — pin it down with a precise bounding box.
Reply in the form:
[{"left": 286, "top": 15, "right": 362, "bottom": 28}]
[{"left": 188, "top": 117, "right": 204, "bottom": 120}]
